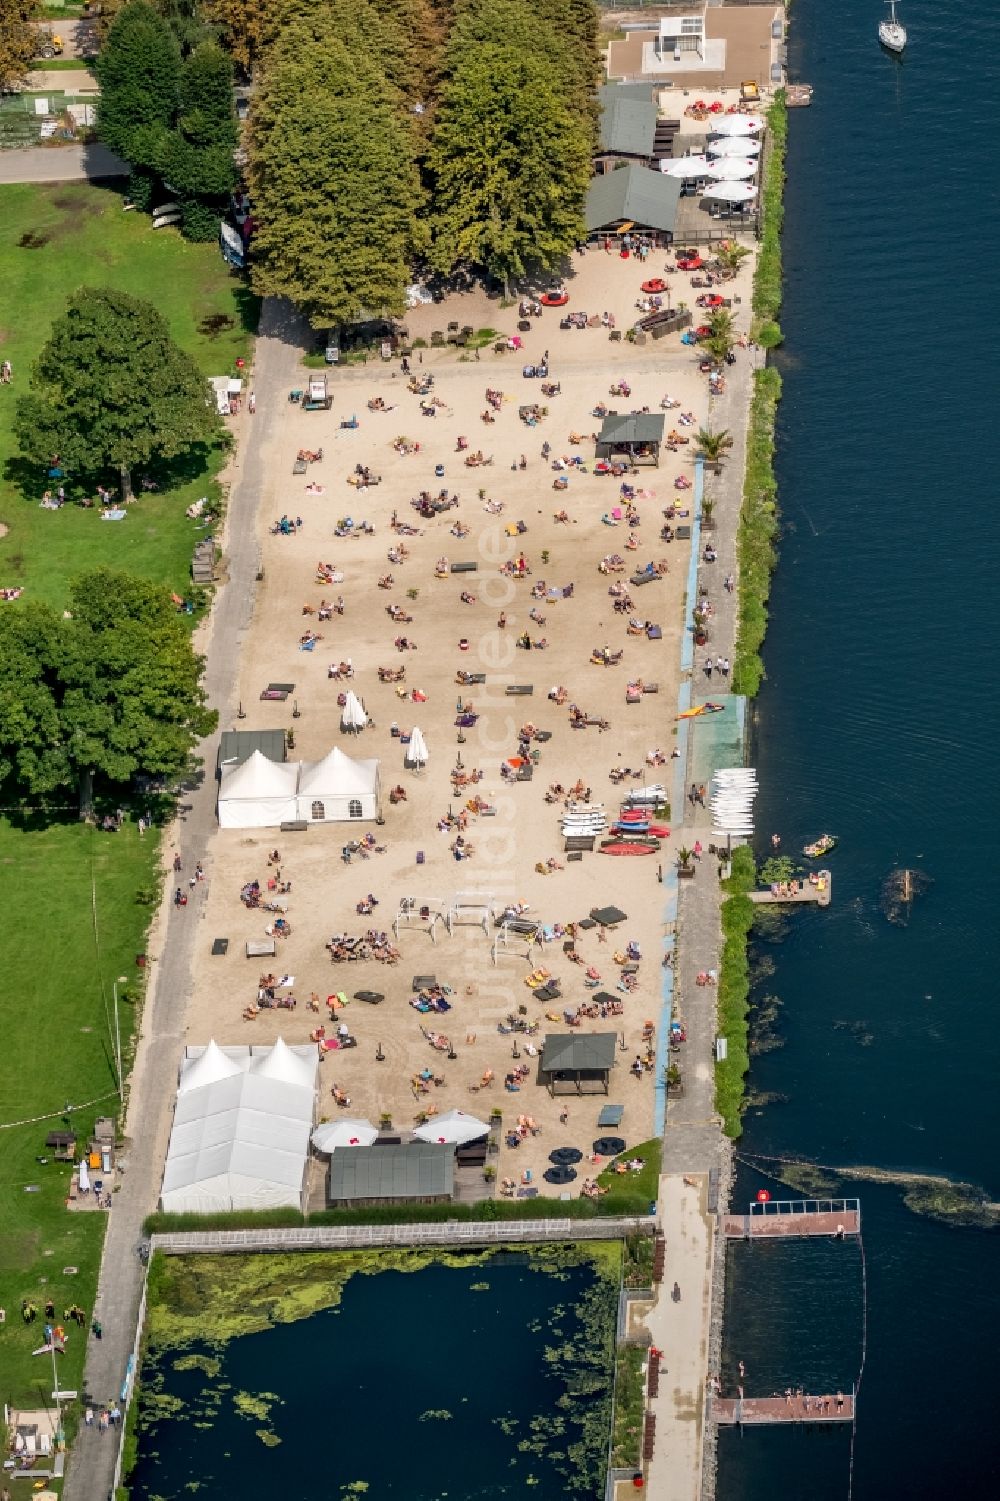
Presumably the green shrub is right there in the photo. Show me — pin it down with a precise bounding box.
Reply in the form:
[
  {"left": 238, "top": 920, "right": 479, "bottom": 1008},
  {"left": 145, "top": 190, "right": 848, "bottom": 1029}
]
[{"left": 715, "top": 847, "right": 756, "bottom": 1135}]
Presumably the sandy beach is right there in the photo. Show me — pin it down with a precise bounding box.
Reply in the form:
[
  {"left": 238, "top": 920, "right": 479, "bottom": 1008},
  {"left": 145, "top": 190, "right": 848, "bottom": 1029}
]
[{"left": 174, "top": 243, "right": 757, "bottom": 1199}]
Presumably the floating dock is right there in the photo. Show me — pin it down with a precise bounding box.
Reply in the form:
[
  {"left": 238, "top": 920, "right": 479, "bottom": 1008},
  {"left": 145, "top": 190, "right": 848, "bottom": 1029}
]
[
  {"left": 723, "top": 1198, "right": 860, "bottom": 1240},
  {"left": 712, "top": 1393, "right": 853, "bottom": 1425},
  {"left": 749, "top": 871, "right": 831, "bottom": 907},
  {"left": 786, "top": 84, "right": 814, "bottom": 108}
]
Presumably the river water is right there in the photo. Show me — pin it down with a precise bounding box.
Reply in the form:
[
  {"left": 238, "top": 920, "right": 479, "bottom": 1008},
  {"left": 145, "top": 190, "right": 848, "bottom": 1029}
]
[{"left": 718, "top": 3, "right": 1000, "bottom": 1497}]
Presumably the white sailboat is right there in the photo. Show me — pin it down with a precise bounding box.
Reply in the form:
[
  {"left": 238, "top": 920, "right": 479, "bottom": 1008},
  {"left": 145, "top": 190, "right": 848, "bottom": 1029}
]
[{"left": 879, "top": 0, "right": 907, "bottom": 54}]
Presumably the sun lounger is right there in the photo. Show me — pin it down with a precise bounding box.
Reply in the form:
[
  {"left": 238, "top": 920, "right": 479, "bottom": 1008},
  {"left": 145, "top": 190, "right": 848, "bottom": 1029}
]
[{"left": 293, "top": 457, "right": 307, "bottom": 475}]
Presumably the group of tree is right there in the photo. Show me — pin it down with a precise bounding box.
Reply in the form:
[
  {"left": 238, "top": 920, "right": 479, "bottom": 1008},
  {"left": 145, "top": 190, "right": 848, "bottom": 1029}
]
[
  {"left": 97, "top": 1, "right": 238, "bottom": 239},
  {"left": 0, "top": 1, "right": 40, "bottom": 93},
  {"left": 244, "top": 0, "right": 599, "bottom": 322},
  {"left": 14, "top": 287, "right": 223, "bottom": 499},
  {"left": 0, "top": 569, "right": 217, "bottom": 813}
]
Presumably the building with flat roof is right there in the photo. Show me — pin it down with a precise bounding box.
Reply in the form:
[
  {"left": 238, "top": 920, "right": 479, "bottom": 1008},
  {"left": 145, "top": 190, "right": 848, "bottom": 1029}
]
[{"left": 607, "top": 4, "right": 784, "bottom": 92}]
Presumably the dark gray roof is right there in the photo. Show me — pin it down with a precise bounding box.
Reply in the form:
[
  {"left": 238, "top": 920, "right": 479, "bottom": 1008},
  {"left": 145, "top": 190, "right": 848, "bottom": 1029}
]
[
  {"left": 598, "top": 412, "right": 666, "bottom": 447},
  {"left": 598, "top": 88, "right": 658, "bottom": 157},
  {"left": 585, "top": 165, "right": 681, "bottom": 235},
  {"left": 218, "top": 729, "right": 287, "bottom": 771},
  {"left": 328, "top": 1143, "right": 455, "bottom": 1201},
  {"left": 542, "top": 1032, "right": 618, "bottom": 1074},
  {"left": 600, "top": 83, "right": 657, "bottom": 106}
]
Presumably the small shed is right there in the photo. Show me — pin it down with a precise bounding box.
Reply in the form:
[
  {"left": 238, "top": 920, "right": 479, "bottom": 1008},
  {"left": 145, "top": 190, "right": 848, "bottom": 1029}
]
[
  {"left": 596, "top": 412, "right": 665, "bottom": 467},
  {"left": 541, "top": 1033, "right": 618, "bottom": 1096},
  {"left": 327, "top": 1142, "right": 455, "bottom": 1207},
  {"left": 585, "top": 164, "right": 681, "bottom": 241}
]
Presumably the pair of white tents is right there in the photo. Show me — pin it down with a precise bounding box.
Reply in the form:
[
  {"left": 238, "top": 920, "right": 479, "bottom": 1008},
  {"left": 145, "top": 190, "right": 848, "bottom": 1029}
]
[{"left": 218, "top": 747, "right": 380, "bottom": 829}]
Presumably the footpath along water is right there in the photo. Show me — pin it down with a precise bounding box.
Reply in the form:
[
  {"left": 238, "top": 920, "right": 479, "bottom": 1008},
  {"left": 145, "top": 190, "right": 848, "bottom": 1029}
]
[{"left": 719, "top": 2, "right": 1000, "bottom": 1498}]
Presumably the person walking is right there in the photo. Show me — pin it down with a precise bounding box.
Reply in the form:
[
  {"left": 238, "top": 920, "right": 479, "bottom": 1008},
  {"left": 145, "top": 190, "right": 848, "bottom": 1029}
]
[{"left": 248, "top": 390, "right": 256, "bottom": 414}]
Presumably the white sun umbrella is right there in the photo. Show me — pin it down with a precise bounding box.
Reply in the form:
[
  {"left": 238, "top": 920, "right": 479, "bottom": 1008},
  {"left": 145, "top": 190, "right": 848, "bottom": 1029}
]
[
  {"left": 405, "top": 726, "right": 428, "bottom": 768},
  {"left": 660, "top": 155, "right": 710, "bottom": 178},
  {"left": 312, "top": 1118, "right": 378, "bottom": 1152},
  {"left": 709, "top": 114, "right": 764, "bottom": 137},
  {"left": 707, "top": 135, "right": 761, "bottom": 158},
  {"left": 700, "top": 182, "right": 757, "bottom": 204},
  {"left": 413, "top": 1108, "right": 490, "bottom": 1146},
  {"left": 704, "top": 158, "right": 758, "bottom": 181},
  {"left": 341, "top": 689, "right": 369, "bottom": 733}
]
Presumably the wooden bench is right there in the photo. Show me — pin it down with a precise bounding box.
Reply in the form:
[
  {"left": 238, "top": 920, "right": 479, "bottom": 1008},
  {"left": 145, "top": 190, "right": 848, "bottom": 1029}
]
[
  {"left": 505, "top": 685, "right": 534, "bottom": 696},
  {"left": 246, "top": 940, "right": 276, "bottom": 959}
]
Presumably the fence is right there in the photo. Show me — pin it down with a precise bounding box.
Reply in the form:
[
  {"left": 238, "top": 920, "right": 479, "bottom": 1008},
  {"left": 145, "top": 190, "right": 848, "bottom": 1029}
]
[{"left": 0, "top": 93, "right": 95, "bottom": 149}]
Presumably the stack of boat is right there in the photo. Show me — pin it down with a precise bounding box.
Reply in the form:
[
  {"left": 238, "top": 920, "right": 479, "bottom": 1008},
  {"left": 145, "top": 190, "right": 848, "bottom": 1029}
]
[
  {"left": 621, "top": 785, "right": 666, "bottom": 808},
  {"left": 710, "top": 767, "right": 757, "bottom": 841},
  {"left": 560, "top": 804, "right": 608, "bottom": 838}
]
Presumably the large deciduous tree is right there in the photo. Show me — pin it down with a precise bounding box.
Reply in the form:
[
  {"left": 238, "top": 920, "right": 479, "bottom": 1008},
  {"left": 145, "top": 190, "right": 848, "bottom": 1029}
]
[
  {"left": 427, "top": 39, "right": 591, "bottom": 290},
  {"left": 14, "top": 288, "right": 221, "bottom": 499},
  {"left": 0, "top": 572, "right": 216, "bottom": 811},
  {"left": 0, "top": 0, "right": 40, "bottom": 93},
  {"left": 246, "top": 15, "right": 423, "bottom": 327}
]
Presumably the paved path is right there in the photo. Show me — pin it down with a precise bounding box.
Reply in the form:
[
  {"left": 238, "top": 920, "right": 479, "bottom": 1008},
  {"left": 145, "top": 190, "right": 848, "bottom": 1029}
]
[
  {"left": 0, "top": 143, "right": 126, "bottom": 184},
  {"left": 63, "top": 299, "right": 308, "bottom": 1501}
]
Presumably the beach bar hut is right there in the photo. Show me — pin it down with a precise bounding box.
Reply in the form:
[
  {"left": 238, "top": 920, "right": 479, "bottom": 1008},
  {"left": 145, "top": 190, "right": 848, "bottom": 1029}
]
[
  {"left": 585, "top": 164, "right": 681, "bottom": 242},
  {"left": 326, "top": 1142, "right": 455, "bottom": 1208},
  {"left": 541, "top": 1033, "right": 618, "bottom": 1096},
  {"left": 596, "top": 412, "right": 665, "bottom": 468}
]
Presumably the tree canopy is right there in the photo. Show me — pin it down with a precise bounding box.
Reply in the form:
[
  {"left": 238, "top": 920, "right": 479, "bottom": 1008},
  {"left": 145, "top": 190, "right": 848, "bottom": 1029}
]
[
  {"left": 246, "top": 14, "right": 423, "bottom": 326},
  {"left": 158, "top": 38, "right": 238, "bottom": 238},
  {"left": 14, "top": 288, "right": 222, "bottom": 497},
  {"left": 0, "top": 572, "right": 216, "bottom": 808},
  {"left": 96, "top": 1, "right": 182, "bottom": 168},
  {"left": 427, "top": 35, "right": 591, "bottom": 288},
  {"left": 0, "top": 0, "right": 40, "bottom": 93}
]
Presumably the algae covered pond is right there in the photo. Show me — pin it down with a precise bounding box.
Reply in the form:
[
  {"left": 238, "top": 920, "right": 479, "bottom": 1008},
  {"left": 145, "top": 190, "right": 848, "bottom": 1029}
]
[{"left": 130, "top": 1244, "right": 619, "bottom": 1499}]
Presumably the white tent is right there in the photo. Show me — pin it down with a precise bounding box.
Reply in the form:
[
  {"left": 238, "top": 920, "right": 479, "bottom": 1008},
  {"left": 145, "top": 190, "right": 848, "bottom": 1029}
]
[
  {"left": 709, "top": 114, "right": 764, "bottom": 137},
  {"left": 413, "top": 1109, "right": 490, "bottom": 1146},
  {"left": 161, "top": 1040, "right": 318, "bottom": 1213},
  {"left": 660, "top": 155, "right": 710, "bottom": 178},
  {"left": 405, "top": 727, "right": 428, "bottom": 769},
  {"left": 700, "top": 182, "right": 757, "bottom": 203},
  {"left": 218, "top": 751, "right": 298, "bottom": 830},
  {"left": 341, "top": 691, "right": 369, "bottom": 734},
  {"left": 707, "top": 136, "right": 761, "bottom": 157},
  {"left": 704, "top": 159, "right": 757, "bottom": 181},
  {"left": 311, "top": 1118, "right": 378, "bottom": 1152},
  {"left": 297, "top": 746, "right": 379, "bottom": 823}
]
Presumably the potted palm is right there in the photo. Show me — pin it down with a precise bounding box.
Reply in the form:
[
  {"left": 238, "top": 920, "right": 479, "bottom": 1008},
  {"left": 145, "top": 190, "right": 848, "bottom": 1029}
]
[
  {"left": 677, "top": 847, "right": 696, "bottom": 879},
  {"left": 379, "top": 1111, "right": 392, "bottom": 1130},
  {"left": 666, "top": 1064, "right": 684, "bottom": 1097},
  {"left": 695, "top": 428, "right": 734, "bottom": 471},
  {"left": 692, "top": 609, "right": 709, "bottom": 647},
  {"left": 702, "top": 498, "right": 715, "bottom": 530}
]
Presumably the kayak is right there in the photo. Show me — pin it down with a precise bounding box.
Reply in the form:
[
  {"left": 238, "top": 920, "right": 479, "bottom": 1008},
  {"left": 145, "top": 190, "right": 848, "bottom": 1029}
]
[
  {"left": 600, "top": 843, "right": 658, "bottom": 856},
  {"left": 677, "top": 702, "right": 725, "bottom": 720},
  {"left": 803, "top": 833, "right": 838, "bottom": 859}
]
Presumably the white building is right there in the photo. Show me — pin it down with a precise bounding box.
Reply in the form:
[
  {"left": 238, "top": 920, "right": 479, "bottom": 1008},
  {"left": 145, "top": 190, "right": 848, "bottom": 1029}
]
[{"left": 160, "top": 1040, "right": 318, "bottom": 1214}]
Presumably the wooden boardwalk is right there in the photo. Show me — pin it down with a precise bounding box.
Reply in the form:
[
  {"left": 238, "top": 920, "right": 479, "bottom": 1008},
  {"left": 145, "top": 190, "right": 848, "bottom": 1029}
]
[
  {"left": 724, "top": 1199, "right": 860, "bottom": 1240},
  {"left": 749, "top": 872, "right": 831, "bottom": 907},
  {"left": 712, "top": 1393, "right": 853, "bottom": 1425}
]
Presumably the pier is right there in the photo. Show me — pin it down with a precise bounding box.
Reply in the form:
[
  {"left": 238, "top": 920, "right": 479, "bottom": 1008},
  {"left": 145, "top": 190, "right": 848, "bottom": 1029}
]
[
  {"left": 748, "top": 871, "right": 831, "bottom": 907},
  {"left": 711, "top": 1393, "right": 853, "bottom": 1425},
  {"left": 723, "top": 1198, "right": 860, "bottom": 1240}
]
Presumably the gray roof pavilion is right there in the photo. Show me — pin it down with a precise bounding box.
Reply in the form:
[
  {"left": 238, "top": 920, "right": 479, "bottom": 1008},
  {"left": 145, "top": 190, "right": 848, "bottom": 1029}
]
[
  {"left": 541, "top": 1032, "right": 618, "bottom": 1095},
  {"left": 598, "top": 86, "right": 658, "bottom": 160},
  {"left": 327, "top": 1142, "right": 455, "bottom": 1205},
  {"left": 585, "top": 165, "right": 681, "bottom": 239},
  {"left": 218, "top": 728, "right": 287, "bottom": 773},
  {"left": 596, "top": 412, "right": 665, "bottom": 467}
]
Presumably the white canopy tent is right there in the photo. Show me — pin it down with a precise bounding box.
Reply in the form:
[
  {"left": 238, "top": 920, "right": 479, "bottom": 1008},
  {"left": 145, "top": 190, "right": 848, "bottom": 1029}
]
[
  {"left": 708, "top": 114, "right": 764, "bottom": 137},
  {"left": 660, "top": 155, "right": 710, "bottom": 179},
  {"left": 218, "top": 751, "right": 298, "bottom": 830},
  {"left": 707, "top": 136, "right": 761, "bottom": 157},
  {"left": 297, "top": 747, "right": 380, "bottom": 823},
  {"left": 405, "top": 727, "right": 428, "bottom": 769},
  {"left": 340, "top": 691, "right": 369, "bottom": 734},
  {"left": 413, "top": 1109, "right": 490, "bottom": 1146},
  {"left": 704, "top": 159, "right": 758, "bottom": 181},
  {"left": 161, "top": 1040, "right": 318, "bottom": 1213},
  {"left": 312, "top": 1118, "right": 378, "bottom": 1152},
  {"left": 700, "top": 182, "right": 757, "bottom": 203}
]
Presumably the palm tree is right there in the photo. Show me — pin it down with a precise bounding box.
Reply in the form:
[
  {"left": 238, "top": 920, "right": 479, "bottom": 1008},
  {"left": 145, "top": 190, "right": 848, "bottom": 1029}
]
[
  {"left": 695, "top": 428, "right": 734, "bottom": 466},
  {"left": 715, "top": 240, "right": 752, "bottom": 277},
  {"left": 707, "top": 308, "right": 735, "bottom": 340}
]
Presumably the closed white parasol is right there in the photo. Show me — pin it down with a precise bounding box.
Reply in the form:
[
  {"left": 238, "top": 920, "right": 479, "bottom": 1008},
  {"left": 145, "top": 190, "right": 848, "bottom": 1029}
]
[
  {"left": 405, "top": 726, "right": 428, "bottom": 767},
  {"left": 341, "top": 690, "right": 369, "bottom": 733}
]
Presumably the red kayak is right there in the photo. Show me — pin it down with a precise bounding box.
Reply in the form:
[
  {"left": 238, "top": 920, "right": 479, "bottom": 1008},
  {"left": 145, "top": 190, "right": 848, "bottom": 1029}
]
[{"left": 600, "top": 843, "right": 658, "bottom": 856}]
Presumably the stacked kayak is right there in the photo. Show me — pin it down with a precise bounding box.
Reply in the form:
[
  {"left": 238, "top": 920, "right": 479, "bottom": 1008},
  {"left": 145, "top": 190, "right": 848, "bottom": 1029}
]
[{"left": 710, "top": 766, "right": 757, "bottom": 840}]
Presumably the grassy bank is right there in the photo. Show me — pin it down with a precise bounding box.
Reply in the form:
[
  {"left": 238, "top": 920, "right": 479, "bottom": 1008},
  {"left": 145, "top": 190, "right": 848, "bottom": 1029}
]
[
  {"left": 611, "top": 1343, "right": 646, "bottom": 1468},
  {"left": 714, "top": 846, "right": 756, "bottom": 1136},
  {"left": 752, "top": 91, "right": 787, "bottom": 343},
  {"left": 731, "top": 365, "right": 781, "bottom": 696},
  {"left": 0, "top": 181, "right": 257, "bottom": 609},
  {"left": 0, "top": 817, "right": 163, "bottom": 1408}
]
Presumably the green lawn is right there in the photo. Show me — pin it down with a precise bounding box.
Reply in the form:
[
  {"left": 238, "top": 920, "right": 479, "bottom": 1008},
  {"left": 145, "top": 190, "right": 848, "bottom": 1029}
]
[
  {"left": 0, "top": 181, "right": 258, "bottom": 608},
  {"left": 0, "top": 817, "right": 162, "bottom": 1414},
  {"left": 598, "top": 1137, "right": 662, "bottom": 1211}
]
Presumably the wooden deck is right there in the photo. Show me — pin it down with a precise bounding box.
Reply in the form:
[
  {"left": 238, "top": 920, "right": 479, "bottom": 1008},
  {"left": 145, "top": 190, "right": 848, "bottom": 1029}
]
[
  {"left": 749, "top": 872, "right": 831, "bottom": 907},
  {"left": 724, "top": 1200, "right": 860, "bottom": 1240},
  {"left": 712, "top": 1393, "right": 853, "bottom": 1425}
]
